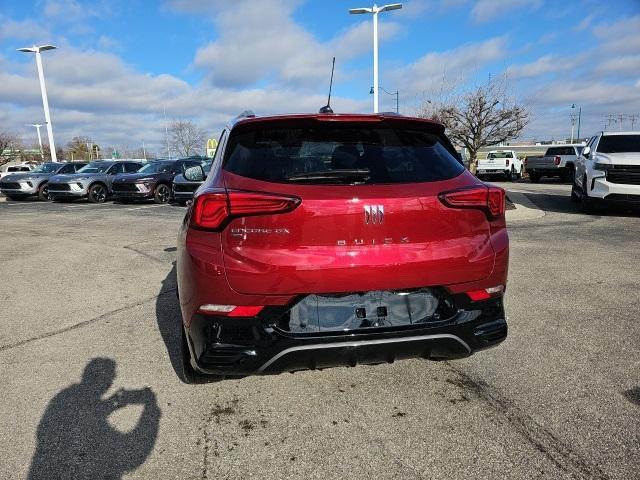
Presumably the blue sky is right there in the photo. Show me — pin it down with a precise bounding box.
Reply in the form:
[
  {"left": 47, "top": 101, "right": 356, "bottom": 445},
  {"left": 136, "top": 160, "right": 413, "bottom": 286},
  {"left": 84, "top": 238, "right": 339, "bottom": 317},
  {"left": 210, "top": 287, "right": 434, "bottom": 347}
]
[{"left": 1, "top": 0, "right": 639, "bottom": 153}]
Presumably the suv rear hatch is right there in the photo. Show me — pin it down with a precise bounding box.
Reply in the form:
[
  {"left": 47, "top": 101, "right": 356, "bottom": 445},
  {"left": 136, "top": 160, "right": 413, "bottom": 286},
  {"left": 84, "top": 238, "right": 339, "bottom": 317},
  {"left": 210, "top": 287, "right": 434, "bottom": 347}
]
[{"left": 214, "top": 117, "right": 499, "bottom": 295}]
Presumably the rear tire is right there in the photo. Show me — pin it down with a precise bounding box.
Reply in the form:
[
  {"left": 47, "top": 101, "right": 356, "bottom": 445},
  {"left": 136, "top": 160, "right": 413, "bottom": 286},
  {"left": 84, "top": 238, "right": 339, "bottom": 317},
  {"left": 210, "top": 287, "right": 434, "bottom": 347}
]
[
  {"left": 88, "top": 183, "right": 107, "bottom": 203},
  {"left": 37, "top": 183, "right": 51, "bottom": 201},
  {"left": 180, "top": 326, "right": 222, "bottom": 384},
  {"left": 154, "top": 184, "right": 171, "bottom": 204},
  {"left": 529, "top": 171, "right": 541, "bottom": 183},
  {"left": 508, "top": 167, "right": 517, "bottom": 182}
]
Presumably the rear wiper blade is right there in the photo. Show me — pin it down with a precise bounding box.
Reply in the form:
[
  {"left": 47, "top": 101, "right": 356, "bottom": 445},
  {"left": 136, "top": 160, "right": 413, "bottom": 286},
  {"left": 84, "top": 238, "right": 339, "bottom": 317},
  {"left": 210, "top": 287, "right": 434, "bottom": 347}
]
[{"left": 285, "top": 169, "right": 371, "bottom": 183}]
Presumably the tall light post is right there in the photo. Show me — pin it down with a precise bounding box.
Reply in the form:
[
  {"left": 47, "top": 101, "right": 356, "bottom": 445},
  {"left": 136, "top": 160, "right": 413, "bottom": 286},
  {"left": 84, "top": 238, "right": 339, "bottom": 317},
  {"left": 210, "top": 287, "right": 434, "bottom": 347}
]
[
  {"left": 26, "top": 123, "right": 44, "bottom": 161},
  {"left": 17, "top": 45, "right": 58, "bottom": 162},
  {"left": 349, "top": 3, "right": 402, "bottom": 113},
  {"left": 370, "top": 86, "right": 399, "bottom": 113}
]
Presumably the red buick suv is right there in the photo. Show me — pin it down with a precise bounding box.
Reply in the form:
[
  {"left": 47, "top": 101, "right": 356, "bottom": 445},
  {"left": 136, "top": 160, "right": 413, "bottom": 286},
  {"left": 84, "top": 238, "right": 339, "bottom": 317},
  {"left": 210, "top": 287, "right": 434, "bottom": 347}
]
[{"left": 177, "top": 111, "right": 508, "bottom": 382}]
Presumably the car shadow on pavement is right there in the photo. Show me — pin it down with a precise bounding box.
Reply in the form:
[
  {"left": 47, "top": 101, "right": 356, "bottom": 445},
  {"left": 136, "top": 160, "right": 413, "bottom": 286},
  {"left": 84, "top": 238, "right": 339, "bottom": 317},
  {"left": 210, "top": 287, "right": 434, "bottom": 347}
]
[
  {"left": 27, "top": 358, "right": 161, "bottom": 480},
  {"left": 155, "top": 261, "right": 184, "bottom": 379},
  {"left": 623, "top": 387, "right": 640, "bottom": 407},
  {"left": 522, "top": 192, "right": 640, "bottom": 218}
]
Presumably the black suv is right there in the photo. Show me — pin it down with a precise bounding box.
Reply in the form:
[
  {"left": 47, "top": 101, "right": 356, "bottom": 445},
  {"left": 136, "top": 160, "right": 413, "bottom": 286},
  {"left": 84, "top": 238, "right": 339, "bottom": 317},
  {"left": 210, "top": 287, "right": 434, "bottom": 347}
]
[{"left": 112, "top": 159, "right": 202, "bottom": 204}]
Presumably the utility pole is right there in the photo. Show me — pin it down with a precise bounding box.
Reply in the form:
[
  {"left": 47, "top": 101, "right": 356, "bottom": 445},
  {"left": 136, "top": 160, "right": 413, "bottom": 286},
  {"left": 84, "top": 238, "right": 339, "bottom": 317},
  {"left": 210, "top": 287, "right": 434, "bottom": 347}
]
[
  {"left": 618, "top": 114, "right": 625, "bottom": 131},
  {"left": 629, "top": 114, "right": 638, "bottom": 130}
]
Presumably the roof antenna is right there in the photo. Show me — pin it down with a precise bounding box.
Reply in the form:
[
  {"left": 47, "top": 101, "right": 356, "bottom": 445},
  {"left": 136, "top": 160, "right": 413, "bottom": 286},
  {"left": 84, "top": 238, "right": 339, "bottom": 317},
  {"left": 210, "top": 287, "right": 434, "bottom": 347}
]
[{"left": 319, "top": 57, "right": 335, "bottom": 114}]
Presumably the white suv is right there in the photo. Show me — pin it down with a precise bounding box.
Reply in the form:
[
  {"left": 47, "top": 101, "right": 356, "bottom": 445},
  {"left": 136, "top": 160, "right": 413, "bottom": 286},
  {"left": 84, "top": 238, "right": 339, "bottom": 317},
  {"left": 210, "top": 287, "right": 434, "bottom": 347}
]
[{"left": 572, "top": 131, "right": 640, "bottom": 211}]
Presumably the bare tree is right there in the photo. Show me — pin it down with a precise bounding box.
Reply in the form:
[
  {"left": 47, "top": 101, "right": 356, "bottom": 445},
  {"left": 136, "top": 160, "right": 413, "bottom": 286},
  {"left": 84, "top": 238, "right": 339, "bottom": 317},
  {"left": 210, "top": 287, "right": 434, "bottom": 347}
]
[
  {"left": 419, "top": 77, "right": 528, "bottom": 172},
  {"left": 168, "top": 120, "right": 206, "bottom": 158},
  {"left": 0, "top": 131, "right": 22, "bottom": 166},
  {"left": 65, "top": 136, "right": 100, "bottom": 161}
]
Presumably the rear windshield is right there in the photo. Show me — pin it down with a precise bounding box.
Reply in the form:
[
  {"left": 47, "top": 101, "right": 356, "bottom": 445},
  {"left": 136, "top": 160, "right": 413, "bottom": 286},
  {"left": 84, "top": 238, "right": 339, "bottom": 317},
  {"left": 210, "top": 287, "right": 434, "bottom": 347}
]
[
  {"left": 546, "top": 147, "right": 575, "bottom": 156},
  {"left": 597, "top": 135, "right": 640, "bottom": 154},
  {"left": 77, "top": 162, "right": 112, "bottom": 174},
  {"left": 137, "top": 161, "right": 175, "bottom": 174},
  {"left": 488, "top": 152, "right": 513, "bottom": 158},
  {"left": 223, "top": 124, "right": 464, "bottom": 184}
]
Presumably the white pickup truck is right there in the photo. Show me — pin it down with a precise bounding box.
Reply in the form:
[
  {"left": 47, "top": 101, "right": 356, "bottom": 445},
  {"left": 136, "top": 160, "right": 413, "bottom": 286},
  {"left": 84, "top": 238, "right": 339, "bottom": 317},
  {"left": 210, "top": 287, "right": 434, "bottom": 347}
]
[
  {"left": 476, "top": 150, "right": 523, "bottom": 181},
  {"left": 524, "top": 145, "right": 583, "bottom": 182}
]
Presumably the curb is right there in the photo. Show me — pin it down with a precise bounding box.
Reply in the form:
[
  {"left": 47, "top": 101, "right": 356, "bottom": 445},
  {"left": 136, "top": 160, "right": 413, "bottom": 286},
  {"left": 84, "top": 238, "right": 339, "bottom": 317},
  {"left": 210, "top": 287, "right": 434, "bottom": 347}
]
[{"left": 506, "top": 191, "right": 545, "bottom": 221}]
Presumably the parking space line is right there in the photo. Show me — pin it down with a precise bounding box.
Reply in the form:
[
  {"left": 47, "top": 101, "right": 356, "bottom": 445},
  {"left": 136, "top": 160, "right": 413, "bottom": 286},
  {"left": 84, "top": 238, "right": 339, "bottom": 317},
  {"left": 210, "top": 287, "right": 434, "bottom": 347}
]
[{"left": 126, "top": 204, "right": 169, "bottom": 211}]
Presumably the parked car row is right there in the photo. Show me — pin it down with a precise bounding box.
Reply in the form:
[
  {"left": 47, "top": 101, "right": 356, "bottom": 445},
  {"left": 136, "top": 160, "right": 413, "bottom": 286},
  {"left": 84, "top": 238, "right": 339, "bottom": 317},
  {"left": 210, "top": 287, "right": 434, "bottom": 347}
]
[{"left": 0, "top": 158, "right": 212, "bottom": 204}]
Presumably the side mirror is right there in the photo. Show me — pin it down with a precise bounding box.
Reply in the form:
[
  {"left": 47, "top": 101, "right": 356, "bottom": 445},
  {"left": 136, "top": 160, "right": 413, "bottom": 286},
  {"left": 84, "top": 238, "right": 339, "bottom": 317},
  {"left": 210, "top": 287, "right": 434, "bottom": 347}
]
[
  {"left": 582, "top": 146, "right": 591, "bottom": 158},
  {"left": 184, "top": 165, "right": 205, "bottom": 182}
]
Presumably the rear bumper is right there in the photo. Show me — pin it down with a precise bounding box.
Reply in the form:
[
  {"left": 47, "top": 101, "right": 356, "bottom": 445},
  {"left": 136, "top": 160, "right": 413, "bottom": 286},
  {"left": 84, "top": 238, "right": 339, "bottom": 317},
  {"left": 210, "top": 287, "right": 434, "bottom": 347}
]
[
  {"left": 172, "top": 190, "right": 195, "bottom": 201},
  {"left": 184, "top": 297, "right": 507, "bottom": 375},
  {"left": 525, "top": 166, "right": 564, "bottom": 174}
]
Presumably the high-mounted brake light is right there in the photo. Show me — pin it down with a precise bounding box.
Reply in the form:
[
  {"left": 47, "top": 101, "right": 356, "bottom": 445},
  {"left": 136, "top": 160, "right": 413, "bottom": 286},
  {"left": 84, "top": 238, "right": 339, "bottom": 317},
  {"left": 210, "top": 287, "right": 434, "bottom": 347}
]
[
  {"left": 191, "top": 190, "right": 300, "bottom": 230},
  {"left": 438, "top": 185, "right": 505, "bottom": 218},
  {"left": 197, "top": 304, "right": 264, "bottom": 317}
]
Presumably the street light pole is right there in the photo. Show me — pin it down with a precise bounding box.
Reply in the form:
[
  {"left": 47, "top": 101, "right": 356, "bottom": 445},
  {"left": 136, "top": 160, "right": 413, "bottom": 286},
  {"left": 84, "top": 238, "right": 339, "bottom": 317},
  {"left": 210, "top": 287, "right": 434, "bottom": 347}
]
[
  {"left": 17, "top": 45, "right": 58, "bottom": 162},
  {"left": 26, "top": 124, "right": 44, "bottom": 161},
  {"left": 349, "top": 3, "right": 402, "bottom": 114}
]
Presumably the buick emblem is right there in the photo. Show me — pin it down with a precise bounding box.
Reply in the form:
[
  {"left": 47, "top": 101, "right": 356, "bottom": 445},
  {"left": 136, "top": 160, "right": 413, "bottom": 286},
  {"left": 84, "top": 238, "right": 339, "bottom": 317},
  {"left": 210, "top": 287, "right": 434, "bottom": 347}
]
[{"left": 364, "top": 205, "right": 384, "bottom": 225}]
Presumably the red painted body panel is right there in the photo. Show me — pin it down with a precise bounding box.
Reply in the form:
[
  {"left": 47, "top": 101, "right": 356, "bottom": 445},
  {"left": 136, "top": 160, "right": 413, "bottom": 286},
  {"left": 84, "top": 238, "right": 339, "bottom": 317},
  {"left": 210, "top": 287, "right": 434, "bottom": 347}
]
[
  {"left": 177, "top": 113, "right": 509, "bottom": 328},
  {"left": 220, "top": 170, "right": 497, "bottom": 295}
]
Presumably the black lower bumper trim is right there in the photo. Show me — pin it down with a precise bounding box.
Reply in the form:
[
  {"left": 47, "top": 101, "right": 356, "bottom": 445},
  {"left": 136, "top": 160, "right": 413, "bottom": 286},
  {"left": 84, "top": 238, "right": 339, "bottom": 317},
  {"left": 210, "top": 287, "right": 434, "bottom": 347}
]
[{"left": 184, "top": 298, "right": 507, "bottom": 375}]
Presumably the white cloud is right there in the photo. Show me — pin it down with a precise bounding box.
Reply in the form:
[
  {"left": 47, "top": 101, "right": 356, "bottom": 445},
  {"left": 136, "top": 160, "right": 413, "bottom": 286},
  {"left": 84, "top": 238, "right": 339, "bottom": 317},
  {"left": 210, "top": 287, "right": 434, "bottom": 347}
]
[
  {"left": 471, "top": 0, "right": 542, "bottom": 23},
  {"left": 506, "top": 54, "right": 581, "bottom": 79},
  {"left": 593, "top": 15, "right": 640, "bottom": 55},
  {"left": 191, "top": 0, "right": 400, "bottom": 89}
]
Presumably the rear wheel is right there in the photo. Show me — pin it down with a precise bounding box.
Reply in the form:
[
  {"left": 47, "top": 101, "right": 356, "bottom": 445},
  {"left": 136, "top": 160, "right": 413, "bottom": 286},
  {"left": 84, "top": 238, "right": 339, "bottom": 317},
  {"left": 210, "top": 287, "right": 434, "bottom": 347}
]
[
  {"left": 560, "top": 168, "right": 573, "bottom": 183},
  {"left": 180, "top": 326, "right": 222, "bottom": 384},
  {"left": 154, "top": 184, "right": 171, "bottom": 204},
  {"left": 529, "top": 171, "right": 541, "bottom": 183},
  {"left": 88, "top": 183, "right": 107, "bottom": 203},
  {"left": 37, "top": 183, "right": 51, "bottom": 201},
  {"left": 508, "top": 166, "right": 517, "bottom": 182}
]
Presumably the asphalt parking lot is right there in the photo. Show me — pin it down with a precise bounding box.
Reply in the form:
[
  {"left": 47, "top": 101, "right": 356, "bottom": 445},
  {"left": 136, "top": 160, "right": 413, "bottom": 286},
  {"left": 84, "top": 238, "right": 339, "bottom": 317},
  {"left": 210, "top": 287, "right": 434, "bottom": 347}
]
[{"left": 1, "top": 184, "right": 639, "bottom": 480}]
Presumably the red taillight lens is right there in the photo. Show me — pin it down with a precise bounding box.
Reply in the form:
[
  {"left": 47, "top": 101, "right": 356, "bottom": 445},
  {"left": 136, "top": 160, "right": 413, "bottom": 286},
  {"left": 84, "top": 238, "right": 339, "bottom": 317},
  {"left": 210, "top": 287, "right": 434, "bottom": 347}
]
[
  {"left": 439, "top": 185, "right": 505, "bottom": 219},
  {"left": 466, "top": 285, "right": 504, "bottom": 301},
  {"left": 505, "top": 159, "right": 510, "bottom": 167},
  {"left": 197, "top": 304, "right": 264, "bottom": 317},
  {"left": 192, "top": 192, "right": 229, "bottom": 229},
  {"left": 191, "top": 190, "right": 300, "bottom": 230},
  {"left": 554, "top": 155, "right": 561, "bottom": 166}
]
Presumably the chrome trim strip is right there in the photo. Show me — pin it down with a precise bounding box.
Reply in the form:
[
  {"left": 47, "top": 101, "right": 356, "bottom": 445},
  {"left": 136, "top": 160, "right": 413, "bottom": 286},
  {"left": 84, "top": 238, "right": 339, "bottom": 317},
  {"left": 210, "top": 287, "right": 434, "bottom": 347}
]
[{"left": 258, "top": 334, "right": 470, "bottom": 372}]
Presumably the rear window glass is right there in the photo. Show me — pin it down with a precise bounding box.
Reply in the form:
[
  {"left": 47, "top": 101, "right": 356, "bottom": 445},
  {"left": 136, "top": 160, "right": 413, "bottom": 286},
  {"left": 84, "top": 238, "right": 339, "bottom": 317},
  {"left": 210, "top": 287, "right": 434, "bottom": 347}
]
[
  {"left": 488, "top": 152, "right": 513, "bottom": 158},
  {"left": 546, "top": 147, "right": 575, "bottom": 156},
  {"left": 223, "top": 124, "right": 464, "bottom": 184},
  {"left": 597, "top": 135, "right": 640, "bottom": 153}
]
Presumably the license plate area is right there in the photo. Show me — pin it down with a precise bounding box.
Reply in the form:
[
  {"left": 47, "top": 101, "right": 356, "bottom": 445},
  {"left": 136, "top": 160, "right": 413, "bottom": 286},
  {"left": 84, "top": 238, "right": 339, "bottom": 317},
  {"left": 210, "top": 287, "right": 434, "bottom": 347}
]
[{"left": 274, "top": 289, "right": 454, "bottom": 334}]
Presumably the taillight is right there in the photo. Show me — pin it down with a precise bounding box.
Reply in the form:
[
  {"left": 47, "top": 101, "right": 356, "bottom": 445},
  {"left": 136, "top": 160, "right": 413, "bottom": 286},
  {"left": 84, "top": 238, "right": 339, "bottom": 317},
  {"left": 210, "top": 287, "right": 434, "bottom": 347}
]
[
  {"left": 191, "top": 189, "right": 300, "bottom": 230},
  {"left": 197, "top": 304, "right": 264, "bottom": 317},
  {"left": 505, "top": 159, "right": 510, "bottom": 167},
  {"left": 523, "top": 158, "right": 528, "bottom": 166},
  {"left": 554, "top": 155, "right": 561, "bottom": 166},
  {"left": 439, "top": 185, "right": 505, "bottom": 219},
  {"left": 466, "top": 285, "right": 504, "bottom": 301}
]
